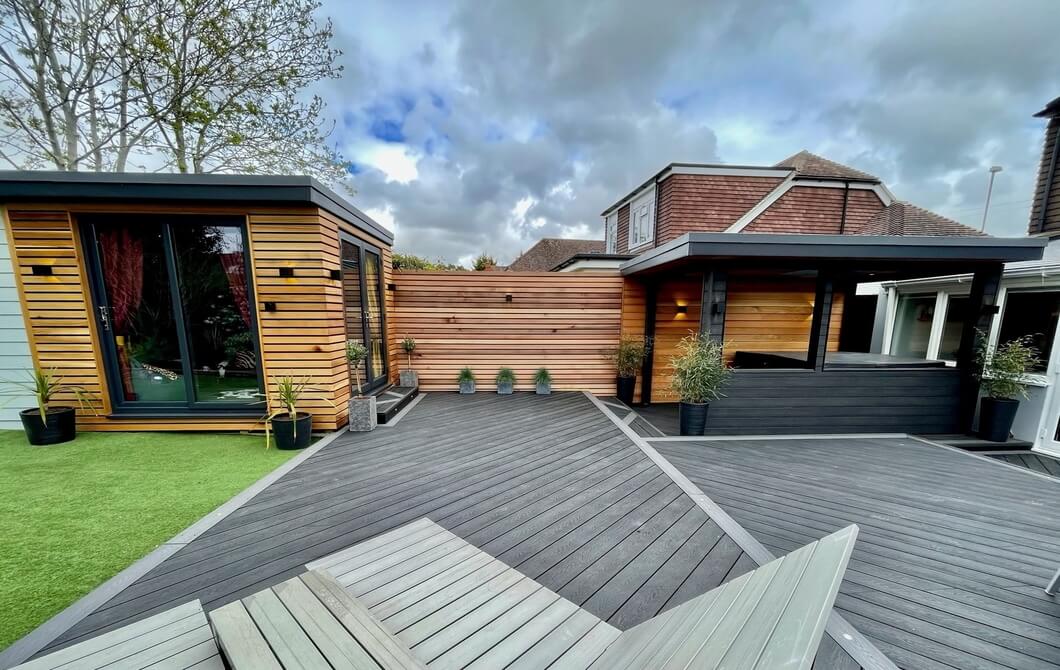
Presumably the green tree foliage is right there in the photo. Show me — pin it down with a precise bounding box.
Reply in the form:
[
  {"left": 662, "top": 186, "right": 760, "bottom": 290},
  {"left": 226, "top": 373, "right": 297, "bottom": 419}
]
[
  {"left": 472, "top": 253, "right": 497, "bottom": 271},
  {"left": 392, "top": 253, "right": 464, "bottom": 271},
  {"left": 0, "top": 0, "right": 348, "bottom": 182}
]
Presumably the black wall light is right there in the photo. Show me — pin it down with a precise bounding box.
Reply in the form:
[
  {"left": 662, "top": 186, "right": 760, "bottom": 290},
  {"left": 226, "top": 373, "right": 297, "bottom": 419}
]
[
  {"left": 676, "top": 305, "right": 688, "bottom": 314},
  {"left": 31, "top": 265, "right": 53, "bottom": 276},
  {"left": 263, "top": 302, "right": 277, "bottom": 312},
  {"left": 387, "top": 283, "right": 397, "bottom": 291},
  {"left": 505, "top": 293, "right": 513, "bottom": 303},
  {"left": 279, "top": 267, "right": 295, "bottom": 278},
  {"left": 329, "top": 269, "right": 342, "bottom": 280}
]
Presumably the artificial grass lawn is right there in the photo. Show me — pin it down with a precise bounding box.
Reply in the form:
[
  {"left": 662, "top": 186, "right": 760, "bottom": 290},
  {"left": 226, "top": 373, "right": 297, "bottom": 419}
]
[{"left": 0, "top": 429, "right": 296, "bottom": 651}]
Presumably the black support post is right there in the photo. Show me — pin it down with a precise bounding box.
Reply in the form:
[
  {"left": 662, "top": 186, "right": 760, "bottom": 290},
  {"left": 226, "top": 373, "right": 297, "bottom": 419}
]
[
  {"left": 640, "top": 282, "right": 658, "bottom": 405},
  {"left": 806, "top": 272, "right": 835, "bottom": 371},
  {"left": 957, "top": 263, "right": 1004, "bottom": 432},
  {"left": 699, "top": 270, "right": 727, "bottom": 345}
]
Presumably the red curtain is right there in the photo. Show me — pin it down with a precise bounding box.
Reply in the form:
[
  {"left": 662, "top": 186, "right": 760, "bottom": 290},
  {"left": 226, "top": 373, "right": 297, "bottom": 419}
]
[
  {"left": 98, "top": 227, "right": 143, "bottom": 400},
  {"left": 220, "top": 252, "right": 251, "bottom": 326}
]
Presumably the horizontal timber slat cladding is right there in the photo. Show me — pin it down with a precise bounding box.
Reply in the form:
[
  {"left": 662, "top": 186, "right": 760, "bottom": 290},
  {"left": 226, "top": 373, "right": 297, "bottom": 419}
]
[
  {"left": 4, "top": 202, "right": 392, "bottom": 432},
  {"left": 389, "top": 271, "right": 624, "bottom": 393}
]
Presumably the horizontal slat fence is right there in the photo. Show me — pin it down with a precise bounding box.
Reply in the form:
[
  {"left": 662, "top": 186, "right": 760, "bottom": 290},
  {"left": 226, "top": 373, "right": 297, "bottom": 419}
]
[{"left": 389, "top": 271, "right": 624, "bottom": 393}]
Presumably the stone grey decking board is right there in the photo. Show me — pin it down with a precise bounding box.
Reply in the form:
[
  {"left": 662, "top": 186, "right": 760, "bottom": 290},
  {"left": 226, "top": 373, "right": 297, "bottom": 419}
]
[
  {"left": 29, "top": 392, "right": 882, "bottom": 669},
  {"left": 654, "top": 435, "right": 1060, "bottom": 670},
  {"left": 986, "top": 451, "right": 1060, "bottom": 478}
]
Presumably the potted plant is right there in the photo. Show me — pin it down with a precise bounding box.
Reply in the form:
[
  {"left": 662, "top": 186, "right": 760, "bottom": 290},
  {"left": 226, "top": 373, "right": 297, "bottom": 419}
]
[
  {"left": 669, "top": 334, "right": 731, "bottom": 436},
  {"left": 458, "top": 367, "right": 475, "bottom": 394},
  {"left": 496, "top": 367, "right": 516, "bottom": 395},
  {"left": 345, "top": 340, "right": 376, "bottom": 432},
  {"left": 2, "top": 368, "right": 95, "bottom": 445},
  {"left": 264, "top": 376, "right": 317, "bottom": 450},
  {"left": 534, "top": 368, "right": 552, "bottom": 395},
  {"left": 976, "top": 334, "right": 1040, "bottom": 442},
  {"left": 608, "top": 336, "right": 646, "bottom": 405},
  {"left": 400, "top": 336, "right": 418, "bottom": 388}
]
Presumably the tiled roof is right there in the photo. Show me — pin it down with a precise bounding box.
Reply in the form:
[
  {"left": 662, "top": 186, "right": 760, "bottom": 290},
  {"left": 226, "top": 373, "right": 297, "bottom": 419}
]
[
  {"left": 775, "top": 150, "right": 880, "bottom": 182},
  {"left": 858, "top": 201, "right": 986, "bottom": 237},
  {"left": 506, "top": 238, "right": 605, "bottom": 271}
]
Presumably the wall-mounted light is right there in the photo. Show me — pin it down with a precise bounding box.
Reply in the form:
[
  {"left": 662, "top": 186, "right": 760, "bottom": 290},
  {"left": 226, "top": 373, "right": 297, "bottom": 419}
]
[
  {"left": 263, "top": 302, "right": 277, "bottom": 312},
  {"left": 279, "top": 267, "right": 295, "bottom": 278},
  {"left": 505, "top": 293, "right": 513, "bottom": 303},
  {"left": 387, "top": 283, "right": 397, "bottom": 291},
  {"left": 711, "top": 303, "right": 725, "bottom": 316},
  {"left": 329, "top": 269, "right": 341, "bottom": 280},
  {"left": 31, "top": 265, "right": 53, "bottom": 276},
  {"left": 676, "top": 305, "right": 687, "bottom": 315}
]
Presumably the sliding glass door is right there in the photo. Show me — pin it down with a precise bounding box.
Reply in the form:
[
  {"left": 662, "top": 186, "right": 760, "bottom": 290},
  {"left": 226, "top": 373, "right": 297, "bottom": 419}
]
[
  {"left": 341, "top": 235, "right": 388, "bottom": 392},
  {"left": 83, "top": 216, "right": 263, "bottom": 412}
]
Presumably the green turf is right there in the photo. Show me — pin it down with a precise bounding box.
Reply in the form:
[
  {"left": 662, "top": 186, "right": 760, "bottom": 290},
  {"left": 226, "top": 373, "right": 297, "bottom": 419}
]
[{"left": 0, "top": 429, "right": 297, "bottom": 651}]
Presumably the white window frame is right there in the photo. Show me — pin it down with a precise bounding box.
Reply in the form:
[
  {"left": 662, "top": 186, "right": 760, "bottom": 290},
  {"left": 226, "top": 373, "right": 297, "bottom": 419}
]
[
  {"left": 604, "top": 213, "right": 617, "bottom": 254},
  {"left": 627, "top": 187, "right": 655, "bottom": 250}
]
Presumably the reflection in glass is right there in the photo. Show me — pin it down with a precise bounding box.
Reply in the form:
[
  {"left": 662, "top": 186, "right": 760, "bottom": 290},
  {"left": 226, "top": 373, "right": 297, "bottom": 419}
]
[
  {"left": 364, "top": 251, "right": 386, "bottom": 381},
  {"left": 173, "top": 225, "right": 261, "bottom": 402},
  {"left": 891, "top": 295, "right": 935, "bottom": 358},
  {"left": 938, "top": 296, "right": 969, "bottom": 361},
  {"left": 95, "top": 223, "right": 186, "bottom": 402}
]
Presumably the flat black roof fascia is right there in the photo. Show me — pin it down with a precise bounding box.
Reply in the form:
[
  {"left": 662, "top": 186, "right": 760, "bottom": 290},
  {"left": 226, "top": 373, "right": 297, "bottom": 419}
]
[
  {"left": 0, "top": 171, "right": 393, "bottom": 244},
  {"left": 620, "top": 232, "right": 1047, "bottom": 275}
]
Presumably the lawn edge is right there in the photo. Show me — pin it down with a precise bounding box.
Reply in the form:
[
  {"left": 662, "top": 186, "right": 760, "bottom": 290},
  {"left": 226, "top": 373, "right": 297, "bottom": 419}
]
[{"left": 0, "top": 428, "right": 347, "bottom": 669}]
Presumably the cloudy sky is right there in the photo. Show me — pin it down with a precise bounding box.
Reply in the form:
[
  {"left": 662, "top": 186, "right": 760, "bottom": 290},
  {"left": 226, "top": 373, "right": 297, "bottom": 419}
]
[{"left": 316, "top": 0, "right": 1059, "bottom": 265}]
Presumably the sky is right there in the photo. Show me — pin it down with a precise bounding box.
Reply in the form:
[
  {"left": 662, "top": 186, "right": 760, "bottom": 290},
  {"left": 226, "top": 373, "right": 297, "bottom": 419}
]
[{"left": 315, "top": 0, "right": 1060, "bottom": 266}]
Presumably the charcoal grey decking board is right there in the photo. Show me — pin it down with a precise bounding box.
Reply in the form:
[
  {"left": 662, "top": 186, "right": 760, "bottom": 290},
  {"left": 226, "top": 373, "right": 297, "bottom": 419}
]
[
  {"left": 654, "top": 435, "right": 1060, "bottom": 670},
  {"left": 985, "top": 451, "right": 1060, "bottom": 478},
  {"left": 26, "top": 392, "right": 884, "bottom": 669}
]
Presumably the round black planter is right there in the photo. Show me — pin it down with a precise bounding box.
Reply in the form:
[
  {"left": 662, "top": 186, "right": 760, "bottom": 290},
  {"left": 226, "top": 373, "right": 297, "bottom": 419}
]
[
  {"left": 978, "top": 397, "right": 1019, "bottom": 442},
  {"left": 20, "top": 406, "right": 76, "bottom": 446},
  {"left": 616, "top": 375, "right": 636, "bottom": 405},
  {"left": 271, "top": 412, "right": 313, "bottom": 450},
  {"left": 679, "top": 401, "right": 709, "bottom": 436}
]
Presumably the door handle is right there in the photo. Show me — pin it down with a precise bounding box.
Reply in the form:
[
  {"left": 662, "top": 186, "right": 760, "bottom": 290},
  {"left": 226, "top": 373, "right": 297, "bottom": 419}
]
[{"left": 98, "top": 305, "right": 111, "bottom": 331}]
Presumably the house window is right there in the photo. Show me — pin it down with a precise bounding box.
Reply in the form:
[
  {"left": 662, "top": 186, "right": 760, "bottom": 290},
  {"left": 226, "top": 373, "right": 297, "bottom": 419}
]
[
  {"left": 891, "top": 294, "right": 935, "bottom": 358},
  {"left": 628, "top": 189, "right": 655, "bottom": 249},
  {"left": 996, "top": 290, "right": 1060, "bottom": 372},
  {"left": 604, "top": 213, "right": 617, "bottom": 253}
]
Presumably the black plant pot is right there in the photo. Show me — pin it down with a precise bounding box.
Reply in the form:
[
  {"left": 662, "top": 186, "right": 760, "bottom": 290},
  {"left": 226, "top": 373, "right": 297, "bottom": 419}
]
[
  {"left": 271, "top": 412, "right": 313, "bottom": 450},
  {"left": 679, "top": 401, "right": 709, "bottom": 436},
  {"left": 616, "top": 375, "right": 636, "bottom": 405},
  {"left": 978, "top": 397, "right": 1019, "bottom": 443},
  {"left": 20, "top": 406, "right": 76, "bottom": 446}
]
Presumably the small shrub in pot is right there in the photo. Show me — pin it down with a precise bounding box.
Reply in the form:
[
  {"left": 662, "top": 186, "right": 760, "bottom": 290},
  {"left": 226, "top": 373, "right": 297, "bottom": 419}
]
[
  {"left": 458, "top": 367, "right": 476, "bottom": 394},
  {"left": 2, "top": 367, "right": 96, "bottom": 445},
  {"left": 534, "top": 367, "right": 552, "bottom": 395},
  {"left": 399, "top": 336, "right": 418, "bottom": 388},
  {"left": 495, "top": 367, "right": 516, "bottom": 395},
  {"left": 975, "top": 333, "right": 1039, "bottom": 442},
  {"left": 345, "top": 340, "right": 376, "bottom": 432},
  {"left": 264, "top": 376, "right": 322, "bottom": 449},
  {"left": 669, "top": 334, "right": 731, "bottom": 436},
  {"left": 607, "top": 336, "right": 646, "bottom": 405}
]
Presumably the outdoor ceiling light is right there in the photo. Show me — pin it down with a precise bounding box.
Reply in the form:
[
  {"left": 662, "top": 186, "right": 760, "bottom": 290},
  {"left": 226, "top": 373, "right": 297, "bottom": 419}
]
[
  {"left": 279, "top": 267, "right": 295, "bottom": 278},
  {"left": 30, "top": 265, "right": 52, "bottom": 276}
]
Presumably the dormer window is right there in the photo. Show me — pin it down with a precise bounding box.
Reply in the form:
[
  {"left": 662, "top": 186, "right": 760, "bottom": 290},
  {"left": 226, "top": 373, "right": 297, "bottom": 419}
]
[
  {"left": 628, "top": 188, "right": 655, "bottom": 249},
  {"left": 604, "top": 213, "right": 617, "bottom": 253}
]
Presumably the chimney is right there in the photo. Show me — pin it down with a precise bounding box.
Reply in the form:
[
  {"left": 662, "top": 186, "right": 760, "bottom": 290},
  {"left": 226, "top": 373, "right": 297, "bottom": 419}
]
[{"left": 1030, "top": 96, "right": 1060, "bottom": 237}]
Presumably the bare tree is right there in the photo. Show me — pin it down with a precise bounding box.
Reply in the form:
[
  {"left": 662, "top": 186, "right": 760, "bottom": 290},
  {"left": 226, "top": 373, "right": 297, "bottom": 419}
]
[{"left": 0, "top": 0, "right": 349, "bottom": 181}]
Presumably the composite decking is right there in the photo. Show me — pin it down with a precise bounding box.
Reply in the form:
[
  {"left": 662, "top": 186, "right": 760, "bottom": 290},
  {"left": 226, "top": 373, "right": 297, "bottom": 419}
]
[
  {"left": 25, "top": 391, "right": 885, "bottom": 669},
  {"left": 654, "top": 434, "right": 1060, "bottom": 670},
  {"left": 985, "top": 450, "right": 1060, "bottom": 478}
]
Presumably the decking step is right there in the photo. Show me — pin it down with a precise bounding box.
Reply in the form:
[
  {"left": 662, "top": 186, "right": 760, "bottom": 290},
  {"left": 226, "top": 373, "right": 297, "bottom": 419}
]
[
  {"left": 921, "top": 432, "right": 1034, "bottom": 451},
  {"left": 13, "top": 601, "right": 222, "bottom": 670},
  {"left": 373, "top": 385, "right": 418, "bottom": 424},
  {"left": 208, "top": 570, "right": 424, "bottom": 670}
]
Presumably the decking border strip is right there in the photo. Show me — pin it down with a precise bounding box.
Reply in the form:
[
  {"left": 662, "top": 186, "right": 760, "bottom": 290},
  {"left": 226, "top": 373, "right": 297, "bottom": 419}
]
[
  {"left": 908, "top": 434, "right": 1060, "bottom": 484},
  {"left": 0, "top": 425, "right": 360, "bottom": 670},
  {"left": 581, "top": 391, "right": 899, "bottom": 670}
]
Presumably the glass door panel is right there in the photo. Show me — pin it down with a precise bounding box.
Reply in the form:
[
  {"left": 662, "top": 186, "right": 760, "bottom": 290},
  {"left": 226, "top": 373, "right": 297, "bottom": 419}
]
[
  {"left": 364, "top": 250, "right": 387, "bottom": 386},
  {"left": 93, "top": 222, "right": 187, "bottom": 402},
  {"left": 341, "top": 239, "right": 367, "bottom": 392},
  {"left": 172, "top": 224, "right": 261, "bottom": 402}
]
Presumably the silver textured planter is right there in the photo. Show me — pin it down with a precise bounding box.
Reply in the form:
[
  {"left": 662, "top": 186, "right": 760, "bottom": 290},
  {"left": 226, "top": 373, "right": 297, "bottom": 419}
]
[
  {"left": 459, "top": 380, "right": 475, "bottom": 394},
  {"left": 348, "top": 396, "right": 377, "bottom": 432},
  {"left": 497, "top": 381, "right": 513, "bottom": 395},
  {"left": 399, "top": 370, "right": 419, "bottom": 388},
  {"left": 536, "top": 382, "right": 551, "bottom": 395}
]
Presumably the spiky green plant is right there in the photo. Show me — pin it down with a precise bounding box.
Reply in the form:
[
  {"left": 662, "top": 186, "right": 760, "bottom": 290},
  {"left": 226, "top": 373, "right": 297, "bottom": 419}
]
[
  {"left": 607, "top": 336, "right": 646, "bottom": 377},
  {"left": 458, "top": 366, "right": 475, "bottom": 383},
  {"left": 495, "top": 367, "right": 516, "bottom": 384},
  {"left": 0, "top": 367, "right": 97, "bottom": 426},
  {"left": 669, "top": 334, "right": 731, "bottom": 404},
  {"left": 976, "top": 333, "right": 1040, "bottom": 400},
  {"left": 533, "top": 367, "right": 552, "bottom": 384},
  {"left": 261, "top": 376, "right": 331, "bottom": 449}
]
